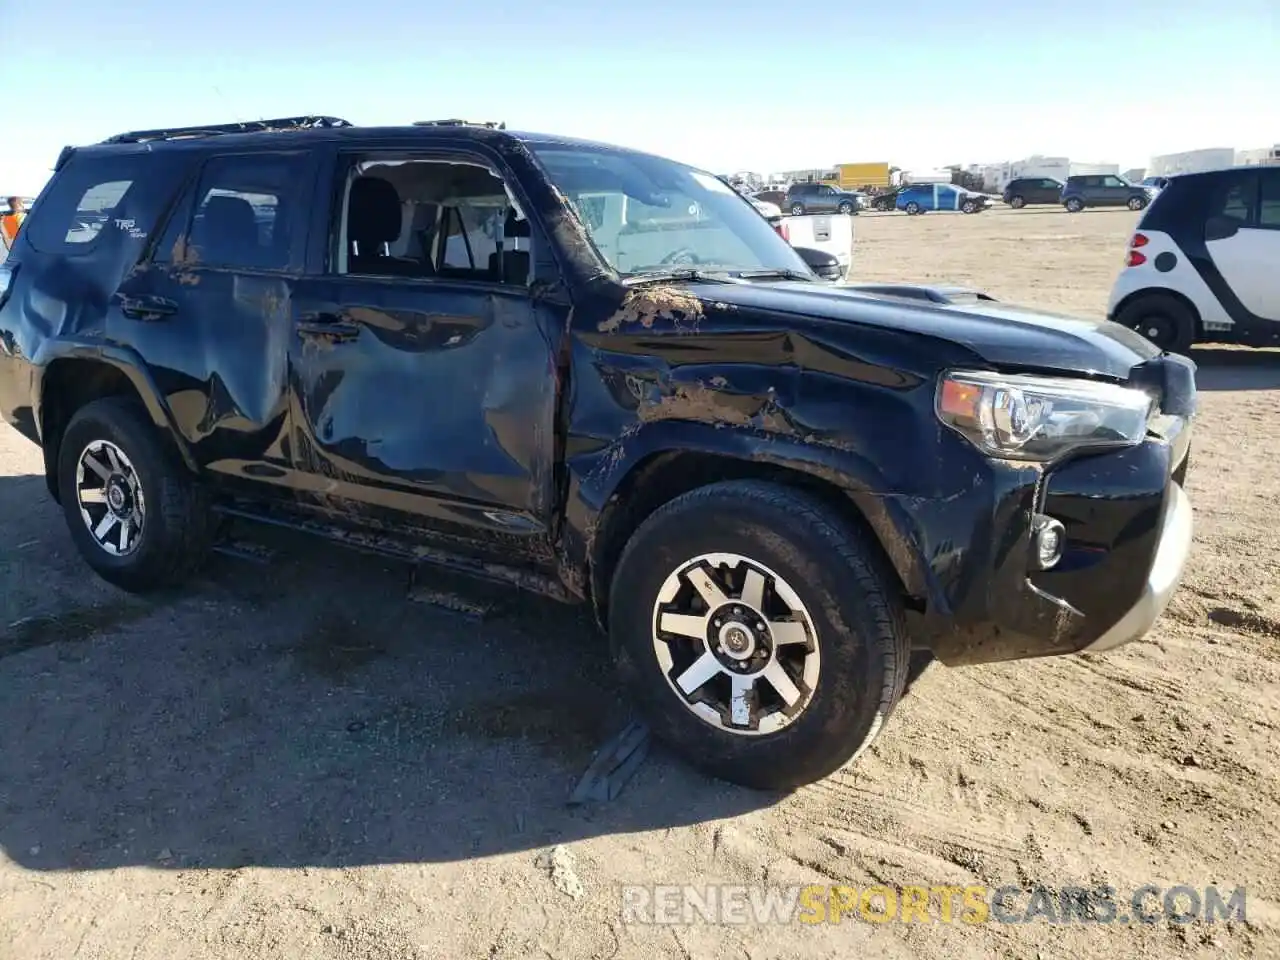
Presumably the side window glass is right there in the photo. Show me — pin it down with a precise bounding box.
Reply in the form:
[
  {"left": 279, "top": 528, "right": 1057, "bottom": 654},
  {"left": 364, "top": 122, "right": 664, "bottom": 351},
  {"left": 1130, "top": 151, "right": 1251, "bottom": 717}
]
[
  {"left": 1209, "top": 173, "right": 1258, "bottom": 226},
  {"left": 1259, "top": 173, "right": 1280, "bottom": 228},
  {"left": 336, "top": 157, "right": 529, "bottom": 286},
  {"left": 24, "top": 156, "right": 144, "bottom": 254},
  {"left": 183, "top": 153, "right": 310, "bottom": 271},
  {"left": 66, "top": 181, "right": 131, "bottom": 244}
]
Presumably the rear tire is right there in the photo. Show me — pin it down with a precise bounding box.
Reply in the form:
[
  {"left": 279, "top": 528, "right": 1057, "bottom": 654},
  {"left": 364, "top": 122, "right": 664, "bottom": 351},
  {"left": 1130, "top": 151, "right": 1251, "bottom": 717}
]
[
  {"left": 609, "top": 480, "right": 909, "bottom": 790},
  {"left": 1115, "top": 293, "right": 1197, "bottom": 355},
  {"left": 56, "top": 397, "right": 216, "bottom": 593}
]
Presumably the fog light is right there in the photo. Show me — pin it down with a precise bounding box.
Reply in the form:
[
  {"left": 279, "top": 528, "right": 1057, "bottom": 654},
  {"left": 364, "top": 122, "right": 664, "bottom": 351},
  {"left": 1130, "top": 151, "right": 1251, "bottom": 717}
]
[{"left": 1032, "top": 515, "right": 1065, "bottom": 569}]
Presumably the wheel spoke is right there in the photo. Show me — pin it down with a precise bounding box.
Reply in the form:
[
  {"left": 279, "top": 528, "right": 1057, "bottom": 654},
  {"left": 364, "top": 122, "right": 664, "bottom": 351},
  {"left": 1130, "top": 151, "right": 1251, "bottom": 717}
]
[
  {"left": 83, "top": 453, "right": 112, "bottom": 482},
  {"left": 117, "top": 518, "right": 132, "bottom": 551},
  {"left": 104, "top": 445, "right": 123, "bottom": 474},
  {"left": 675, "top": 650, "right": 722, "bottom": 695},
  {"left": 740, "top": 569, "right": 766, "bottom": 610},
  {"left": 686, "top": 565, "right": 729, "bottom": 609},
  {"left": 78, "top": 487, "right": 107, "bottom": 505},
  {"left": 659, "top": 613, "right": 708, "bottom": 640},
  {"left": 93, "top": 512, "right": 119, "bottom": 543},
  {"left": 729, "top": 675, "right": 753, "bottom": 726},
  {"left": 763, "top": 661, "right": 802, "bottom": 707},
  {"left": 769, "top": 619, "right": 809, "bottom": 646}
]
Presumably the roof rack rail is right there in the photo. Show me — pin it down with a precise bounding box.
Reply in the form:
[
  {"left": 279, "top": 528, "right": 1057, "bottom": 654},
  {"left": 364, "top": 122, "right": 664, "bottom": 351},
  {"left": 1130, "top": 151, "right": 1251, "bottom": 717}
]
[
  {"left": 412, "top": 119, "right": 506, "bottom": 130},
  {"left": 102, "top": 115, "right": 354, "bottom": 145}
]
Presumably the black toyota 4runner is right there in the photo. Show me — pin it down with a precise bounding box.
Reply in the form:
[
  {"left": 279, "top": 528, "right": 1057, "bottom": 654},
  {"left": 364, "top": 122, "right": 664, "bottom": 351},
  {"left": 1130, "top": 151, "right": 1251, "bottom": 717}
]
[{"left": 0, "top": 116, "right": 1196, "bottom": 789}]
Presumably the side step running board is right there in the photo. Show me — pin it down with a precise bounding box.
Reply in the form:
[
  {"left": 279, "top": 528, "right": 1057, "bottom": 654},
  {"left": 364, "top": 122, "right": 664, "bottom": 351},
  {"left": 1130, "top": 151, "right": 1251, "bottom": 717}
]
[{"left": 211, "top": 504, "right": 577, "bottom": 603}]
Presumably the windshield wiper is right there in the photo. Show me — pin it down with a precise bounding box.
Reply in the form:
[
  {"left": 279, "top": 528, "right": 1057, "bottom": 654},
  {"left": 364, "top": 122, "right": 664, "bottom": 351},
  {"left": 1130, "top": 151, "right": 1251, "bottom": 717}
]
[
  {"left": 733, "top": 268, "right": 814, "bottom": 282},
  {"left": 621, "top": 269, "right": 736, "bottom": 286}
]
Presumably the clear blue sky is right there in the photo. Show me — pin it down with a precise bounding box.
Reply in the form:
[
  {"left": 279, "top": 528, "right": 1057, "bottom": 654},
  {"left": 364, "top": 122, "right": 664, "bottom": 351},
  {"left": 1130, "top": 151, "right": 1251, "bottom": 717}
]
[{"left": 3, "top": 0, "right": 1277, "bottom": 194}]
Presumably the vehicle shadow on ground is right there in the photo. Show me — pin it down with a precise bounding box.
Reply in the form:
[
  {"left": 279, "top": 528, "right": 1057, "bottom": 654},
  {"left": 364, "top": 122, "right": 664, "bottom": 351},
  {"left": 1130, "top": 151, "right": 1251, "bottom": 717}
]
[
  {"left": 1191, "top": 347, "right": 1280, "bottom": 391},
  {"left": 0, "top": 471, "right": 774, "bottom": 872}
]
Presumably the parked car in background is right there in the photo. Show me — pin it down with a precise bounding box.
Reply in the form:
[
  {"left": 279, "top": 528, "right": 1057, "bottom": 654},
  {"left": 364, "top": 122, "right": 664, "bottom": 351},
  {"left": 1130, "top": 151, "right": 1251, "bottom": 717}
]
[
  {"left": 896, "top": 183, "right": 989, "bottom": 215},
  {"left": 1003, "top": 177, "right": 1064, "bottom": 208},
  {"left": 870, "top": 187, "right": 905, "bottom": 212},
  {"left": 1141, "top": 176, "right": 1171, "bottom": 192},
  {"left": 1108, "top": 166, "right": 1280, "bottom": 353},
  {"left": 785, "top": 182, "right": 860, "bottom": 216},
  {"left": 1062, "top": 175, "right": 1153, "bottom": 212},
  {"left": 752, "top": 189, "right": 787, "bottom": 209},
  {"left": 747, "top": 195, "right": 782, "bottom": 218}
]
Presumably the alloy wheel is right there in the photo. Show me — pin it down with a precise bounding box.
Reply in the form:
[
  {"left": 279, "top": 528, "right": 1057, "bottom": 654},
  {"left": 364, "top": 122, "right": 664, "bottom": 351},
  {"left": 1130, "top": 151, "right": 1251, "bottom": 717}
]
[
  {"left": 651, "top": 552, "right": 820, "bottom": 736},
  {"left": 76, "top": 439, "right": 146, "bottom": 556}
]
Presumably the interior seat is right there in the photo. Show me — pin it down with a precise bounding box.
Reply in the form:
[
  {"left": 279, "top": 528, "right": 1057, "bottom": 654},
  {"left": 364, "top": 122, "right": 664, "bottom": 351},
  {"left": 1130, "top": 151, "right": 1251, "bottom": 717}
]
[
  {"left": 348, "top": 177, "right": 423, "bottom": 278},
  {"left": 191, "top": 195, "right": 260, "bottom": 266}
]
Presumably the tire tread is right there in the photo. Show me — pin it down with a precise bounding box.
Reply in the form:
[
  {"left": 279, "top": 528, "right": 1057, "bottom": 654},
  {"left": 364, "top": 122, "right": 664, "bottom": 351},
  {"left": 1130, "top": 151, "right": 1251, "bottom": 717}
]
[{"left": 610, "top": 479, "right": 910, "bottom": 788}]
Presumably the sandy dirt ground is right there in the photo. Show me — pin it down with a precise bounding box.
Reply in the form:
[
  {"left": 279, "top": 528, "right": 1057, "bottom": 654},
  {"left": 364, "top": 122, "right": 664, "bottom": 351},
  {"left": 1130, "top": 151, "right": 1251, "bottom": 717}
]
[{"left": 2, "top": 207, "right": 1277, "bottom": 959}]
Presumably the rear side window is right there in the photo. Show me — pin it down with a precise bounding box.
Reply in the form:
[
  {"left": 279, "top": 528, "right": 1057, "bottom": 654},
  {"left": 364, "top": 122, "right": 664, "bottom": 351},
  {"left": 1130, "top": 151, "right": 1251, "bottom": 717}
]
[
  {"left": 1207, "top": 171, "right": 1258, "bottom": 226},
  {"left": 1259, "top": 172, "right": 1280, "bottom": 229},
  {"left": 176, "top": 152, "right": 312, "bottom": 271},
  {"left": 24, "top": 156, "right": 146, "bottom": 254}
]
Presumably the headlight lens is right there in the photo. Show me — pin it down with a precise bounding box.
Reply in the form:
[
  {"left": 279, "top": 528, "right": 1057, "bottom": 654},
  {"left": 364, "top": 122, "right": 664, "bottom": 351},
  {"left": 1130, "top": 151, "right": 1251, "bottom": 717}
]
[{"left": 937, "top": 370, "right": 1154, "bottom": 461}]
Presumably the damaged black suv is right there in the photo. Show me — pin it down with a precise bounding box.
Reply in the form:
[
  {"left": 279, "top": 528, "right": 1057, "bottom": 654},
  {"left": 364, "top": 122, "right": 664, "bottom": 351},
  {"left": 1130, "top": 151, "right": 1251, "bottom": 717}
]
[{"left": 0, "top": 116, "right": 1196, "bottom": 789}]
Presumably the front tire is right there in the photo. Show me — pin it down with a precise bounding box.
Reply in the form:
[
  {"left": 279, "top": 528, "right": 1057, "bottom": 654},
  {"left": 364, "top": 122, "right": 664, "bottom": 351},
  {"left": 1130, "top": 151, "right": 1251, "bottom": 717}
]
[
  {"left": 961, "top": 200, "right": 978, "bottom": 214},
  {"left": 905, "top": 202, "right": 921, "bottom": 215},
  {"left": 57, "top": 397, "right": 216, "bottom": 593},
  {"left": 1128, "top": 196, "right": 1147, "bottom": 211},
  {"left": 1115, "top": 293, "right": 1196, "bottom": 355},
  {"left": 1064, "top": 197, "right": 1084, "bottom": 213},
  {"left": 1009, "top": 195, "right": 1026, "bottom": 209},
  {"left": 838, "top": 201, "right": 855, "bottom": 215},
  {"left": 789, "top": 202, "right": 805, "bottom": 216},
  {"left": 609, "top": 480, "right": 909, "bottom": 789}
]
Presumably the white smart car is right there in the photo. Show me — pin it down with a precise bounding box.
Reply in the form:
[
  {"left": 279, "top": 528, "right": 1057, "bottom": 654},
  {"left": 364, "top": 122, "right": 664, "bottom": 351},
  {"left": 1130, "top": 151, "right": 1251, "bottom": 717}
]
[{"left": 1108, "top": 166, "right": 1280, "bottom": 353}]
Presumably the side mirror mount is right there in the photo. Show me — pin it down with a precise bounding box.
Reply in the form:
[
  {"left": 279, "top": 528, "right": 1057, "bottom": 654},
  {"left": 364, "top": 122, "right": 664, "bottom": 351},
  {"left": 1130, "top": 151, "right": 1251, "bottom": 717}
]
[
  {"left": 792, "top": 246, "right": 836, "bottom": 270},
  {"left": 792, "top": 246, "right": 844, "bottom": 281}
]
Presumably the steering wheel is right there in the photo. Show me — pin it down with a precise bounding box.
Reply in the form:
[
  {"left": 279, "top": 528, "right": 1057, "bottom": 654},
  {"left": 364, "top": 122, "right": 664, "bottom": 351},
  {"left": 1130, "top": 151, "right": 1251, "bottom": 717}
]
[{"left": 660, "top": 248, "right": 701, "bottom": 266}]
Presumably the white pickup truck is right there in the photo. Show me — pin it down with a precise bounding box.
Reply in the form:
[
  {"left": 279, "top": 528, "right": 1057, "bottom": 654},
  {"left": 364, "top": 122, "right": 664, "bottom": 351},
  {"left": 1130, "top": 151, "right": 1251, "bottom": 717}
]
[{"left": 771, "top": 213, "right": 854, "bottom": 281}]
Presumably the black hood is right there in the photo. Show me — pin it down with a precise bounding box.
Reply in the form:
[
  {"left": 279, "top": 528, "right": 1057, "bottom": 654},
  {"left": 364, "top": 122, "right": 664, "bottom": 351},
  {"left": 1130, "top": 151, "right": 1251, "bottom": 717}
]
[{"left": 679, "top": 280, "right": 1162, "bottom": 380}]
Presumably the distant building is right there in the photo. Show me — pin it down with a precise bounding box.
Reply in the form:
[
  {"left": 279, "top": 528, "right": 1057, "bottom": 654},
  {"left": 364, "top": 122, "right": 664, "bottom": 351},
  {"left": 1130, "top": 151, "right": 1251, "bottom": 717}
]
[
  {"left": 1236, "top": 144, "right": 1280, "bottom": 166},
  {"left": 1068, "top": 161, "right": 1121, "bottom": 178},
  {"left": 1149, "top": 148, "right": 1235, "bottom": 176},
  {"left": 903, "top": 168, "right": 952, "bottom": 185},
  {"left": 1123, "top": 168, "right": 1146, "bottom": 183},
  {"left": 775, "top": 168, "right": 837, "bottom": 185}
]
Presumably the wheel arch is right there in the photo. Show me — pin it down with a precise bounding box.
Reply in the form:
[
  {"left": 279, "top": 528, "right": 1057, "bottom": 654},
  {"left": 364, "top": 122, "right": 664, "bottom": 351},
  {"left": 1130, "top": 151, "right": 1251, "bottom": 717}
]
[
  {"left": 36, "top": 343, "right": 197, "bottom": 502},
  {"left": 580, "top": 442, "right": 930, "bottom": 631},
  {"left": 1111, "top": 287, "right": 1205, "bottom": 340}
]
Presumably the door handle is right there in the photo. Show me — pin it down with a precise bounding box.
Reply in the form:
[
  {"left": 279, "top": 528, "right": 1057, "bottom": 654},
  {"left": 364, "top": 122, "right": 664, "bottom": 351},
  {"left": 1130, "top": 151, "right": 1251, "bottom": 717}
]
[
  {"left": 117, "top": 294, "right": 178, "bottom": 320},
  {"left": 296, "top": 313, "right": 361, "bottom": 343}
]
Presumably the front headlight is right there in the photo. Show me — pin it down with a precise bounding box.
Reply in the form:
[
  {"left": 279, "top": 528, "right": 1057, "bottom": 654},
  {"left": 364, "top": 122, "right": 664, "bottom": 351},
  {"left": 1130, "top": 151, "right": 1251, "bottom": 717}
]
[{"left": 936, "top": 370, "right": 1154, "bottom": 462}]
